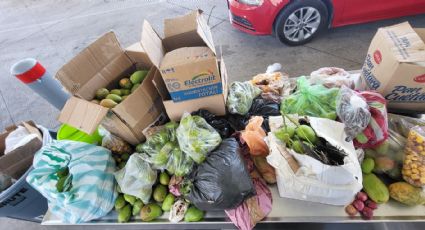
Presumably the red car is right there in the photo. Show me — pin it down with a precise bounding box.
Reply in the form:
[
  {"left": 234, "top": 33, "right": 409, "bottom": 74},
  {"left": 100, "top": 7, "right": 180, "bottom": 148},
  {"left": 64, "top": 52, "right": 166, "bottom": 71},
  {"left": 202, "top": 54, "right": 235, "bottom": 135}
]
[{"left": 228, "top": 0, "right": 425, "bottom": 45}]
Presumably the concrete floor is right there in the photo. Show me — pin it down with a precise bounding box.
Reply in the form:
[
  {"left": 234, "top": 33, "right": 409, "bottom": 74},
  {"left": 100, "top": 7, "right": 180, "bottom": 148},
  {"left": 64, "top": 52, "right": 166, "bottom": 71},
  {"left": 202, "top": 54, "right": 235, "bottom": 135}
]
[{"left": 1, "top": 0, "right": 425, "bottom": 229}]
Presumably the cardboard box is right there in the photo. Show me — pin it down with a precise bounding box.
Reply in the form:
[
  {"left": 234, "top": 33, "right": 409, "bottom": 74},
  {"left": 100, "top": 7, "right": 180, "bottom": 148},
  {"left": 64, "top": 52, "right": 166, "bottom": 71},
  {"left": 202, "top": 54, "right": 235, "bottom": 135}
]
[
  {"left": 153, "top": 59, "right": 228, "bottom": 121},
  {"left": 0, "top": 122, "right": 42, "bottom": 179},
  {"left": 57, "top": 32, "right": 164, "bottom": 145},
  {"left": 141, "top": 10, "right": 227, "bottom": 120},
  {"left": 359, "top": 22, "right": 425, "bottom": 112},
  {"left": 141, "top": 10, "right": 224, "bottom": 102}
]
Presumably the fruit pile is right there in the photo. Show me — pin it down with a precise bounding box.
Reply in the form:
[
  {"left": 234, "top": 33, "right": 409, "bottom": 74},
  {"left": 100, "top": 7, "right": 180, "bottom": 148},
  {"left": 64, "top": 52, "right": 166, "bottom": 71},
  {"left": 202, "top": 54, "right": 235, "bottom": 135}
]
[
  {"left": 93, "top": 70, "right": 148, "bottom": 108},
  {"left": 274, "top": 116, "right": 346, "bottom": 166},
  {"left": 345, "top": 191, "right": 377, "bottom": 219},
  {"left": 114, "top": 171, "right": 204, "bottom": 223}
]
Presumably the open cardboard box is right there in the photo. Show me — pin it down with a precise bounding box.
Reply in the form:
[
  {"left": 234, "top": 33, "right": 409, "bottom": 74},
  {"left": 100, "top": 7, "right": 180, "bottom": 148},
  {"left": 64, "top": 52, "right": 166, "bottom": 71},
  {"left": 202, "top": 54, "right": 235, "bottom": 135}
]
[
  {"left": 141, "top": 10, "right": 227, "bottom": 120},
  {"left": 153, "top": 59, "right": 228, "bottom": 121},
  {"left": 57, "top": 32, "right": 164, "bottom": 145},
  {"left": 0, "top": 121, "right": 42, "bottom": 179},
  {"left": 359, "top": 22, "right": 425, "bottom": 112}
]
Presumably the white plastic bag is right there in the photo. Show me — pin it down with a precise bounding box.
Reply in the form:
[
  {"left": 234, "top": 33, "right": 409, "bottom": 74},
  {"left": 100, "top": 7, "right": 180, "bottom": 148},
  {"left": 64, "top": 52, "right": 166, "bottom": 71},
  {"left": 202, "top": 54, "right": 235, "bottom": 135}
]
[
  {"left": 4, "top": 126, "right": 38, "bottom": 154},
  {"left": 267, "top": 116, "right": 363, "bottom": 206},
  {"left": 309, "top": 67, "right": 358, "bottom": 89},
  {"left": 114, "top": 153, "right": 157, "bottom": 204}
]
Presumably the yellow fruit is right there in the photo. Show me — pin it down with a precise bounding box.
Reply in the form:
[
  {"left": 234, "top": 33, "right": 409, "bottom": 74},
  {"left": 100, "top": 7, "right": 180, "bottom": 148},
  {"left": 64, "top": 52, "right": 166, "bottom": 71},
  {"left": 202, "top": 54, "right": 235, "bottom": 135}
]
[
  {"left": 389, "top": 182, "right": 425, "bottom": 206},
  {"left": 100, "top": 99, "right": 117, "bottom": 108},
  {"left": 119, "top": 78, "right": 133, "bottom": 89}
]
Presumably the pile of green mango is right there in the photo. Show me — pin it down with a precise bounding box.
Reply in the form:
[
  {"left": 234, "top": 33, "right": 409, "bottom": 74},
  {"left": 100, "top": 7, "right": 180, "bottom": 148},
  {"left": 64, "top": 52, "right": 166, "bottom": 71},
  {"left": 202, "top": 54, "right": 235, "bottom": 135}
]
[
  {"left": 115, "top": 171, "right": 204, "bottom": 223},
  {"left": 92, "top": 70, "right": 148, "bottom": 108},
  {"left": 274, "top": 121, "right": 318, "bottom": 154}
]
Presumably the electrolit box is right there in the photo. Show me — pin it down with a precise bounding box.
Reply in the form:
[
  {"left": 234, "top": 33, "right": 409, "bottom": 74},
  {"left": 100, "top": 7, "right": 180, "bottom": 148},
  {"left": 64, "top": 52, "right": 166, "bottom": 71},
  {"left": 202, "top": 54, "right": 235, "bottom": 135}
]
[
  {"left": 359, "top": 22, "right": 425, "bottom": 112},
  {"left": 141, "top": 10, "right": 222, "bottom": 102}
]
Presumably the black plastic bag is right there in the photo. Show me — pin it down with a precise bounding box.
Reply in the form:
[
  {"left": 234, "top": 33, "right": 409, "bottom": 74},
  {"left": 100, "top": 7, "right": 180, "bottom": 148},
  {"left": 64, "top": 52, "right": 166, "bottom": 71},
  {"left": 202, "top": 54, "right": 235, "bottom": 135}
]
[
  {"left": 192, "top": 110, "right": 234, "bottom": 138},
  {"left": 183, "top": 138, "right": 255, "bottom": 211},
  {"left": 227, "top": 97, "right": 280, "bottom": 132}
]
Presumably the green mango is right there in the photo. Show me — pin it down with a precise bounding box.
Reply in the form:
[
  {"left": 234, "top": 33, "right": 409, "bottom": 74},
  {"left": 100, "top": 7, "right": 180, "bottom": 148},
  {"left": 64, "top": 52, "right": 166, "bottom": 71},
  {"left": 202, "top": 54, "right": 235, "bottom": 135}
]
[
  {"left": 153, "top": 184, "right": 167, "bottom": 203},
  {"left": 106, "top": 94, "right": 122, "bottom": 103},
  {"left": 121, "top": 89, "right": 131, "bottom": 96},
  {"left": 110, "top": 89, "right": 122, "bottom": 96},
  {"left": 292, "top": 140, "right": 304, "bottom": 154},
  {"left": 161, "top": 193, "right": 175, "bottom": 211},
  {"left": 140, "top": 203, "right": 163, "bottom": 221},
  {"left": 361, "top": 158, "right": 375, "bottom": 174},
  {"left": 295, "top": 125, "right": 317, "bottom": 144},
  {"left": 159, "top": 172, "right": 170, "bottom": 186},
  {"left": 124, "top": 194, "right": 137, "bottom": 205},
  {"left": 131, "top": 83, "right": 140, "bottom": 93},
  {"left": 115, "top": 195, "right": 126, "bottom": 211},
  {"left": 95, "top": 88, "right": 109, "bottom": 100},
  {"left": 184, "top": 206, "right": 204, "bottom": 222},
  {"left": 118, "top": 204, "right": 131, "bottom": 223},
  {"left": 132, "top": 200, "right": 144, "bottom": 216},
  {"left": 363, "top": 173, "right": 389, "bottom": 204},
  {"left": 130, "top": 70, "right": 148, "bottom": 84}
]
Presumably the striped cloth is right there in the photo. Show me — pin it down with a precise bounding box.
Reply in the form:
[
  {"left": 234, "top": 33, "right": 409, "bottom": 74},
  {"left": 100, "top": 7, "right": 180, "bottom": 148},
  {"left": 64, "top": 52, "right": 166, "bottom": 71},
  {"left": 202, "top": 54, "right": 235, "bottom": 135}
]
[{"left": 26, "top": 140, "right": 117, "bottom": 223}]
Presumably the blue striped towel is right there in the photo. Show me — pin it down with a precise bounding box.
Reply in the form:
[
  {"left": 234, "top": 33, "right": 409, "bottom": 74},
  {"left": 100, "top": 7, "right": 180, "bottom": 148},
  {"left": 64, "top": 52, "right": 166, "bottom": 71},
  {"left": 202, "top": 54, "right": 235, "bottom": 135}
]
[{"left": 26, "top": 140, "right": 117, "bottom": 223}]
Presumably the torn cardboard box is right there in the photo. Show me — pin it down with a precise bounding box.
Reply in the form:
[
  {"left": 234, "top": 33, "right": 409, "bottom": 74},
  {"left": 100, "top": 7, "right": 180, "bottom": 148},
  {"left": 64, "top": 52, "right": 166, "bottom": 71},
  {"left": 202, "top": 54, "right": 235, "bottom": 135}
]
[
  {"left": 142, "top": 10, "right": 227, "bottom": 120},
  {"left": 359, "top": 22, "right": 425, "bottom": 112},
  {"left": 0, "top": 121, "right": 42, "bottom": 179},
  {"left": 57, "top": 32, "right": 164, "bottom": 145}
]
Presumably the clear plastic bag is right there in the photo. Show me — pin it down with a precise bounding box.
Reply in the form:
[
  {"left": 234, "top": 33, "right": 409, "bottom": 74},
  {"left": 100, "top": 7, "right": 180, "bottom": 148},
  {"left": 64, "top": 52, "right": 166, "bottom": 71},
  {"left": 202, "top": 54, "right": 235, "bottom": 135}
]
[
  {"left": 176, "top": 113, "right": 222, "bottom": 164},
  {"left": 114, "top": 153, "right": 157, "bottom": 204},
  {"left": 388, "top": 113, "right": 425, "bottom": 138},
  {"left": 227, "top": 81, "right": 262, "bottom": 115},
  {"left": 402, "top": 126, "right": 425, "bottom": 187},
  {"left": 100, "top": 128, "right": 132, "bottom": 155},
  {"left": 309, "top": 67, "right": 354, "bottom": 89},
  {"left": 280, "top": 76, "right": 339, "bottom": 120},
  {"left": 166, "top": 147, "right": 194, "bottom": 177},
  {"left": 364, "top": 129, "right": 406, "bottom": 180},
  {"left": 136, "top": 121, "right": 180, "bottom": 170},
  {"left": 336, "top": 86, "right": 371, "bottom": 141},
  {"left": 353, "top": 91, "right": 389, "bottom": 149}
]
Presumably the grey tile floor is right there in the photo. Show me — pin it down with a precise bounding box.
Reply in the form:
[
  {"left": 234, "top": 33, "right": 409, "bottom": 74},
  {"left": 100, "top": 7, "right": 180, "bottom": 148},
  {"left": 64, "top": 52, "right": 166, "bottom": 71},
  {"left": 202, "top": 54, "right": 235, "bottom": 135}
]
[{"left": 1, "top": 0, "right": 425, "bottom": 229}]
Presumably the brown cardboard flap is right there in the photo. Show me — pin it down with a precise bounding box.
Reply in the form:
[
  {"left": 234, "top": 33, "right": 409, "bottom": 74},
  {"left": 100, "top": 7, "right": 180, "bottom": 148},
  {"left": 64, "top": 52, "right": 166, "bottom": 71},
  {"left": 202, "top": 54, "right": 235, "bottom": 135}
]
[
  {"left": 55, "top": 32, "right": 130, "bottom": 98},
  {"left": 141, "top": 20, "right": 164, "bottom": 68},
  {"left": 164, "top": 10, "right": 199, "bottom": 38},
  {"left": 382, "top": 22, "right": 425, "bottom": 63},
  {"left": 77, "top": 53, "right": 133, "bottom": 100},
  {"left": 163, "top": 10, "right": 216, "bottom": 54},
  {"left": 0, "top": 137, "right": 42, "bottom": 179},
  {"left": 219, "top": 59, "right": 229, "bottom": 101},
  {"left": 101, "top": 113, "right": 141, "bottom": 145},
  {"left": 414, "top": 28, "right": 425, "bottom": 43},
  {"left": 58, "top": 96, "right": 108, "bottom": 134},
  {"left": 125, "top": 42, "right": 153, "bottom": 67},
  {"left": 152, "top": 69, "right": 170, "bottom": 100}
]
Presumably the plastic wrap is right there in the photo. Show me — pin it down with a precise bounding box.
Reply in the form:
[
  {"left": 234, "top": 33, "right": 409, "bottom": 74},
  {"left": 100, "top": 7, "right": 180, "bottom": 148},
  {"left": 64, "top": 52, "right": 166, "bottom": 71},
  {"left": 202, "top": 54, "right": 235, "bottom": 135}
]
[
  {"left": 114, "top": 153, "right": 157, "bottom": 204},
  {"left": 364, "top": 129, "right": 406, "bottom": 180},
  {"left": 241, "top": 116, "right": 269, "bottom": 156},
  {"left": 176, "top": 113, "right": 222, "bottom": 164},
  {"left": 227, "top": 81, "right": 262, "bottom": 115},
  {"left": 353, "top": 91, "right": 389, "bottom": 149},
  {"left": 336, "top": 86, "right": 371, "bottom": 141},
  {"left": 184, "top": 138, "right": 255, "bottom": 211},
  {"left": 191, "top": 109, "right": 234, "bottom": 138},
  {"left": 280, "top": 76, "right": 339, "bottom": 120},
  {"left": 388, "top": 113, "right": 425, "bottom": 138},
  {"left": 26, "top": 140, "right": 117, "bottom": 223},
  {"left": 101, "top": 131, "right": 132, "bottom": 155},
  {"left": 309, "top": 67, "right": 355, "bottom": 89},
  {"left": 402, "top": 126, "right": 425, "bottom": 187},
  {"left": 166, "top": 147, "right": 194, "bottom": 177}
]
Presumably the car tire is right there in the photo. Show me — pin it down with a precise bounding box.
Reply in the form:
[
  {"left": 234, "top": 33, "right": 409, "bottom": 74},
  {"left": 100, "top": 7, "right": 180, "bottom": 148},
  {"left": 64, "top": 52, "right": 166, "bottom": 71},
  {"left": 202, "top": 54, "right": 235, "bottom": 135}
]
[{"left": 275, "top": 0, "right": 328, "bottom": 46}]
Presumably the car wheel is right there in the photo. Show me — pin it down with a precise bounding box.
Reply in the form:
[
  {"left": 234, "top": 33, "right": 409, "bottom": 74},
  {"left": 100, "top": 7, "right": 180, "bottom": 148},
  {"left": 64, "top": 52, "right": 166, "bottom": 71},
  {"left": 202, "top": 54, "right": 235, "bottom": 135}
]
[{"left": 275, "top": 0, "right": 328, "bottom": 46}]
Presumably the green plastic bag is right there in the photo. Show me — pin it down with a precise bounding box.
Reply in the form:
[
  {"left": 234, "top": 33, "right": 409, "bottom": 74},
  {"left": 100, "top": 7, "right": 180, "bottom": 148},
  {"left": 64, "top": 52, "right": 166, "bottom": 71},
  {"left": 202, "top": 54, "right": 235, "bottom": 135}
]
[
  {"left": 227, "top": 81, "right": 262, "bottom": 115},
  {"left": 176, "top": 113, "right": 222, "bottom": 164},
  {"left": 280, "top": 76, "right": 339, "bottom": 120}
]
